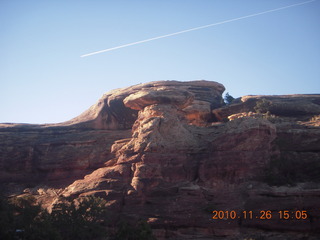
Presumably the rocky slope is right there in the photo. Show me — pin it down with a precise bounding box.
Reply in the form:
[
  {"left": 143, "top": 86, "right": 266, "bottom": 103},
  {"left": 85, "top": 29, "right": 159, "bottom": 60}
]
[{"left": 1, "top": 80, "right": 320, "bottom": 239}]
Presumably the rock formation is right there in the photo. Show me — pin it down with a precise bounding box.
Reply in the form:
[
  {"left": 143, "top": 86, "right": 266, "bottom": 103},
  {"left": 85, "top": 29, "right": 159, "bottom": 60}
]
[
  {"left": 213, "top": 94, "right": 320, "bottom": 121},
  {"left": 1, "top": 80, "right": 320, "bottom": 239}
]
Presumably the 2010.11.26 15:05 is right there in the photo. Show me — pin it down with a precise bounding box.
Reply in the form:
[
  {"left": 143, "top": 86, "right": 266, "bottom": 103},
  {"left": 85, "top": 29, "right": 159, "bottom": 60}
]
[{"left": 212, "top": 210, "right": 308, "bottom": 220}]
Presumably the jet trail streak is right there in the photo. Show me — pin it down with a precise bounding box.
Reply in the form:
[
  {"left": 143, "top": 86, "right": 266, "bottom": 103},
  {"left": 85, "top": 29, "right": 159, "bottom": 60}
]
[{"left": 81, "top": 0, "right": 316, "bottom": 57}]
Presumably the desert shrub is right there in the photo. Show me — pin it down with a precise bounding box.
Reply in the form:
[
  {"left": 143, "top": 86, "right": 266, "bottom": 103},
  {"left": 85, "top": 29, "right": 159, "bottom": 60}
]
[
  {"left": 10, "top": 195, "right": 41, "bottom": 229},
  {"left": 0, "top": 194, "right": 61, "bottom": 240},
  {"left": 0, "top": 195, "right": 15, "bottom": 240},
  {"left": 0, "top": 195, "right": 109, "bottom": 240},
  {"left": 262, "top": 112, "right": 280, "bottom": 123},
  {"left": 0, "top": 195, "right": 157, "bottom": 240},
  {"left": 254, "top": 99, "right": 272, "bottom": 114},
  {"left": 24, "top": 211, "right": 62, "bottom": 240},
  {"left": 50, "top": 196, "right": 109, "bottom": 240}
]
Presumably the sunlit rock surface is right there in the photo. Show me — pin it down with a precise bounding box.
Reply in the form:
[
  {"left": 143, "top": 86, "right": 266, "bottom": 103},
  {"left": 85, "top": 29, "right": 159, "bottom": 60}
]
[{"left": 1, "top": 80, "right": 320, "bottom": 239}]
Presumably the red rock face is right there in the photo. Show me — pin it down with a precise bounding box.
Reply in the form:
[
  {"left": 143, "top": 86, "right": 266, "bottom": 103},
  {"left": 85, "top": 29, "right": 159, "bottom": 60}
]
[
  {"left": 0, "top": 80, "right": 224, "bottom": 186},
  {"left": 61, "top": 80, "right": 225, "bottom": 129},
  {"left": 1, "top": 80, "right": 320, "bottom": 239},
  {"left": 0, "top": 128, "right": 132, "bottom": 186}
]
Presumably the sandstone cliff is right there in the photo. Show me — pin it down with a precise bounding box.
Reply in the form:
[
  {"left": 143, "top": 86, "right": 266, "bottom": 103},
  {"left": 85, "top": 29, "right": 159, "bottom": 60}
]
[{"left": 1, "top": 80, "right": 320, "bottom": 240}]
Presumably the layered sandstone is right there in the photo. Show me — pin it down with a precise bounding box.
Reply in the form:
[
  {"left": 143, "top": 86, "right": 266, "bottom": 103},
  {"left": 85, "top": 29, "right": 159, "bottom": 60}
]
[
  {"left": 213, "top": 94, "right": 320, "bottom": 121},
  {"left": 0, "top": 127, "right": 131, "bottom": 186},
  {"left": 60, "top": 80, "right": 225, "bottom": 129},
  {"left": 0, "top": 80, "right": 224, "bottom": 187},
  {"left": 1, "top": 80, "right": 320, "bottom": 239}
]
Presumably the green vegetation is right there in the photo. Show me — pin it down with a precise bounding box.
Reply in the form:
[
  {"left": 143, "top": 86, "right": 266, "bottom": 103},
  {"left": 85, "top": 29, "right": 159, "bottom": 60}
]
[
  {"left": 50, "top": 196, "right": 108, "bottom": 240},
  {"left": 0, "top": 194, "right": 60, "bottom": 240},
  {"left": 224, "top": 92, "right": 235, "bottom": 105},
  {"left": 0, "top": 195, "right": 156, "bottom": 240},
  {"left": 0, "top": 195, "right": 15, "bottom": 239}
]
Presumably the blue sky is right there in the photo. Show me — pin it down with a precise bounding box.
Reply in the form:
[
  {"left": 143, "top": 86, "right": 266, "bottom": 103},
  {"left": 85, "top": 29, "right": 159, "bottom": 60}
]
[{"left": 1, "top": 0, "right": 319, "bottom": 124}]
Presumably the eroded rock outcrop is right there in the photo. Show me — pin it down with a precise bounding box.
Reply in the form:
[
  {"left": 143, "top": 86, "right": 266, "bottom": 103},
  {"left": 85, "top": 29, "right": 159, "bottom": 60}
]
[
  {"left": 1, "top": 80, "right": 320, "bottom": 239},
  {"left": 0, "top": 80, "right": 224, "bottom": 186},
  {"left": 213, "top": 94, "right": 320, "bottom": 121},
  {"left": 62, "top": 80, "right": 225, "bottom": 129}
]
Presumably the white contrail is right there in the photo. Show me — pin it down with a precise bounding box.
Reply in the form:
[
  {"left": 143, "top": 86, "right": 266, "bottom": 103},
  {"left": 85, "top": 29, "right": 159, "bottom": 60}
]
[{"left": 80, "top": 0, "right": 316, "bottom": 57}]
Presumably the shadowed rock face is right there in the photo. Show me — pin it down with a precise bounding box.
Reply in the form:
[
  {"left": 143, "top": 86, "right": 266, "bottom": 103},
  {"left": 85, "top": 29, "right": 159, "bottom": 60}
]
[
  {"left": 1, "top": 80, "right": 320, "bottom": 239},
  {"left": 213, "top": 94, "right": 320, "bottom": 121},
  {"left": 0, "top": 128, "right": 132, "bottom": 186}
]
